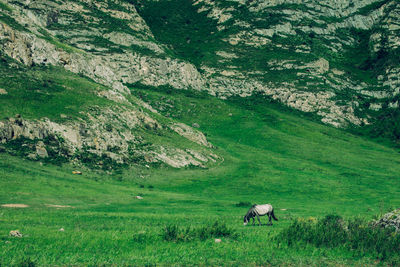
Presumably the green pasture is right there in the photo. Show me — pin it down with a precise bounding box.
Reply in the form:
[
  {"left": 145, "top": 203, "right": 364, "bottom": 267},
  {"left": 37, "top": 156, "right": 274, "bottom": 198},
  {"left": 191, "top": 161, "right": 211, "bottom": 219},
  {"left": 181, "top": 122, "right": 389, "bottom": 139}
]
[{"left": 1, "top": 84, "right": 400, "bottom": 266}]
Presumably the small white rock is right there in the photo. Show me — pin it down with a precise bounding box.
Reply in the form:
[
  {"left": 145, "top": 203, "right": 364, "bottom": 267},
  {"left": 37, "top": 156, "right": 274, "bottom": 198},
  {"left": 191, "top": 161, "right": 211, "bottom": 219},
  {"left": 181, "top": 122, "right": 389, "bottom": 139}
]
[
  {"left": 135, "top": 196, "right": 143, "bottom": 200},
  {"left": 9, "top": 230, "right": 22, "bottom": 237},
  {"left": 215, "top": 238, "right": 222, "bottom": 243},
  {"left": 59, "top": 228, "right": 65, "bottom": 232}
]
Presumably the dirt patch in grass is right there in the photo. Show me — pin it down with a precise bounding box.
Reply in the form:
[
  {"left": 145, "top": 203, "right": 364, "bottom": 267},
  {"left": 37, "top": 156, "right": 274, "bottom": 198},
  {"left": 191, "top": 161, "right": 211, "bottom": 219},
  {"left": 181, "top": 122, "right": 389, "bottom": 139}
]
[
  {"left": 1, "top": 204, "right": 29, "bottom": 208},
  {"left": 45, "top": 204, "right": 74, "bottom": 208}
]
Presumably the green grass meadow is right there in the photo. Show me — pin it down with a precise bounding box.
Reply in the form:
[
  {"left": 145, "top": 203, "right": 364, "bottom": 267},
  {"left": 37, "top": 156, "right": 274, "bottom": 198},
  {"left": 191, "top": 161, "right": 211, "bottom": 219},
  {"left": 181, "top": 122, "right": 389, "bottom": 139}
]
[{"left": 1, "top": 84, "right": 400, "bottom": 266}]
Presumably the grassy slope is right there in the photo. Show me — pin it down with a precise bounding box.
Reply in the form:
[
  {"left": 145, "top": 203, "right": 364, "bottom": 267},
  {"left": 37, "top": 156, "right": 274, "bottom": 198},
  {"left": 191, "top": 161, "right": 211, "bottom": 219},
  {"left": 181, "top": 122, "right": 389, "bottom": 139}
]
[
  {"left": 0, "top": 61, "right": 219, "bottom": 171},
  {"left": 1, "top": 85, "right": 400, "bottom": 265},
  {"left": 0, "top": 60, "right": 113, "bottom": 122}
]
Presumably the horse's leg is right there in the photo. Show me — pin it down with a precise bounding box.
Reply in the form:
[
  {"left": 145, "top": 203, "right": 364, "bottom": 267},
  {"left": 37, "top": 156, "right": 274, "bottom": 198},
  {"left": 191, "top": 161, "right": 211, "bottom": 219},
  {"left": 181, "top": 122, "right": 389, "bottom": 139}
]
[
  {"left": 268, "top": 213, "right": 272, "bottom": 226},
  {"left": 252, "top": 217, "right": 255, "bottom": 226},
  {"left": 256, "top": 214, "right": 261, "bottom": 226}
]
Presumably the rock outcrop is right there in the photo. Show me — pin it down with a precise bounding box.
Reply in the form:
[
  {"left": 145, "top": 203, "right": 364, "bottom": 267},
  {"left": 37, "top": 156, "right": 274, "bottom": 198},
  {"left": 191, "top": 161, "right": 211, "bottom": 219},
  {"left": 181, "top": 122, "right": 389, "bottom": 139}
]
[
  {"left": 372, "top": 209, "right": 400, "bottom": 231},
  {"left": 0, "top": 108, "right": 216, "bottom": 168}
]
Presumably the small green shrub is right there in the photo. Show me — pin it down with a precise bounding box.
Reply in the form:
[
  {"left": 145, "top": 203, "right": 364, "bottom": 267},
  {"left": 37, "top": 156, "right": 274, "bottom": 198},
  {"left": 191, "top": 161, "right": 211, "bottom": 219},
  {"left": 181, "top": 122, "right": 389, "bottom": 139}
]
[
  {"left": 197, "top": 221, "right": 236, "bottom": 240},
  {"left": 18, "top": 258, "right": 36, "bottom": 267},
  {"left": 4, "top": 137, "right": 35, "bottom": 157},
  {"left": 162, "top": 221, "right": 236, "bottom": 242},
  {"left": 235, "top": 201, "right": 251, "bottom": 207},
  {"left": 132, "top": 231, "right": 152, "bottom": 243},
  {"left": 162, "top": 224, "right": 193, "bottom": 242}
]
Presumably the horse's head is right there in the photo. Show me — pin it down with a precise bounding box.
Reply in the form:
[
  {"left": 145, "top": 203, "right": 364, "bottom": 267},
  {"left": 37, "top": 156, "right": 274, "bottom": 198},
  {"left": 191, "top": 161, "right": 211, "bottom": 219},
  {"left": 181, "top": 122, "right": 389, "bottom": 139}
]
[{"left": 243, "top": 215, "right": 249, "bottom": 226}]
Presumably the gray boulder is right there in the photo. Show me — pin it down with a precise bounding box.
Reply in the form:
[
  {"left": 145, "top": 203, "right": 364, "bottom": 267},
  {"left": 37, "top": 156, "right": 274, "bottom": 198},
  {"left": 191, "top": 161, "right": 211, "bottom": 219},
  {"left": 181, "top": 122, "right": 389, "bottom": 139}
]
[
  {"left": 36, "top": 141, "right": 48, "bottom": 158},
  {"left": 372, "top": 208, "right": 400, "bottom": 231}
]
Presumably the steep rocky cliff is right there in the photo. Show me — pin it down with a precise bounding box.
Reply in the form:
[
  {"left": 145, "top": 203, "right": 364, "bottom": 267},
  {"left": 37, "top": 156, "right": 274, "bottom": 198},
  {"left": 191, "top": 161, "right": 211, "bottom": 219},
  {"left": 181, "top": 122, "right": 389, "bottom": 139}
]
[{"left": 0, "top": 0, "right": 399, "bottom": 168}]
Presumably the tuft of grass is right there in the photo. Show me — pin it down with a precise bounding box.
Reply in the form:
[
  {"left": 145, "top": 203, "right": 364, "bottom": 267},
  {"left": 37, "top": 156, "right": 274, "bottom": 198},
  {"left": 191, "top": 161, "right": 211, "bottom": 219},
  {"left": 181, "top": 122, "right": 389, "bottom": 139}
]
[
  {"left": 162, "top": 224, "right": 191, "bottom": 242},
  {"left": 197, "top": 221, "right": 236, "bottom": 240},
  {"left": 18, "top": 258, "right": 36, "bottom": 267},
  {"left": 235, "top": 201, "right": 252, "bottom": 207},
  {"left": 162, "top": 221, "right": 237, "bottom": 242},
  {"left": 132, "top": 231, "right": 153, "bottom": 244}
]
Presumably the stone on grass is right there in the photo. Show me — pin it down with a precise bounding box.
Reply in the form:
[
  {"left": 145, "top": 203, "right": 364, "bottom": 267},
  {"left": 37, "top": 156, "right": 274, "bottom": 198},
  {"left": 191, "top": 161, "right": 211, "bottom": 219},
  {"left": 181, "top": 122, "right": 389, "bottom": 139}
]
[
  {"left": 215, "top": 238, "right": 222, "bottom": 243},
  {"left": 9, "top": 230, "right": 22, "bottom": 237},
  {"left": 135, "top": 196, "right": 143, "bottom": 200}
]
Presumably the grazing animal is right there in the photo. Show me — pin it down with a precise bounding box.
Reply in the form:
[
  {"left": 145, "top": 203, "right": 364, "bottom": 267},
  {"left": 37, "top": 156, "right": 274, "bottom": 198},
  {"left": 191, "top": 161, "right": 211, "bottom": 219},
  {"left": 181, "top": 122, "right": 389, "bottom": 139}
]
[{"left": 243, "top": 204, "right": 278, "bottom": 226}]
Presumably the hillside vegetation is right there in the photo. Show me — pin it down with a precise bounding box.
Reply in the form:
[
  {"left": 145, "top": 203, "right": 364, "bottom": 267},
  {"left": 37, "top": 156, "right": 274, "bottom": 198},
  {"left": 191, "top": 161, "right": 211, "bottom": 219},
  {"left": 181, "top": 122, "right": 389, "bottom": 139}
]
[
  {"left": 0, "top": 0, "right": 399, "bottom": 133},
  {"left": 0, "top": 0, "right": 400, "bottom": 265},
  {"left": 1, "top": 86, "right": 400, "bottom": 265}
]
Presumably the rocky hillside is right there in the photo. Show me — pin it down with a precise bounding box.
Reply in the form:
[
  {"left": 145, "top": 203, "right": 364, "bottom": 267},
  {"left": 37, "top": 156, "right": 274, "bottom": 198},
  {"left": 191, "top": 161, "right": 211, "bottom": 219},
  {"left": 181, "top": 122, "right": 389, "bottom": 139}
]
[
  {"left": 133, "top": 0, "right": 400, "bottom": 128},
  {"left": 0, "top": 0, "right": 399, "bottom": 168}
]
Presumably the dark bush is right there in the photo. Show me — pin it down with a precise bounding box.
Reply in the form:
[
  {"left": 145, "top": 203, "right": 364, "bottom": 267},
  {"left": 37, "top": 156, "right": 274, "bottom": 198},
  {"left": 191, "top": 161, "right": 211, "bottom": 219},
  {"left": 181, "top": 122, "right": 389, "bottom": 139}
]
[
  {"left": 235, "top": 201, "right": 252, "bottom": 207},
  {"left": 162, "top": 221, "right": 236, "bottom": 242},
  {"left": 197, "top": 221, "right": 235, "bottom": 240},
  {"left": 278, "top": 215, "right": 400, "bottom": 262},
  {"left": 162, "top": 224, "right": 193, "bottom": 242},
  {"left": 132, "top": 231, "right": 152, "bottom": 243},
  {"left": 18, "top": 258, "right": 36, "bottom": 267}
]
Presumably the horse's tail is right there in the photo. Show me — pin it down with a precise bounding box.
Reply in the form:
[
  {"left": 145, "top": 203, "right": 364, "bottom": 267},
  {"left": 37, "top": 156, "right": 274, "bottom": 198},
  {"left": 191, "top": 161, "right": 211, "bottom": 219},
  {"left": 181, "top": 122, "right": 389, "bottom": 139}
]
[{"left": 271, "top": 209, "right": 278, "bottom": 221}]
